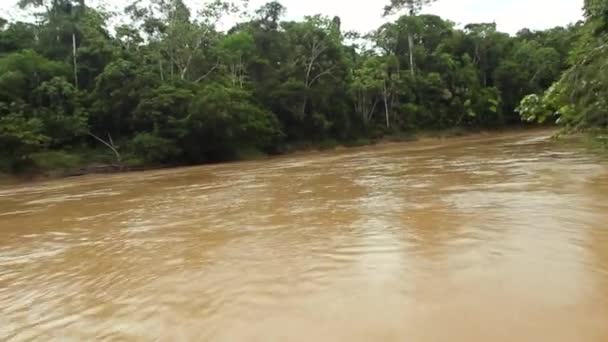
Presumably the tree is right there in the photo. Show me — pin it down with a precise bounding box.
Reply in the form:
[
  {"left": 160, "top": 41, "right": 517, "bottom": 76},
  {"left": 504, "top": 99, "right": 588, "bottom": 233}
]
[
  {"left": 254, "top": 1, "right": 285, "bottom": 29},
  {"left": 181, "top": 84, "right": 281, "bottom": 161},
  {"left": 17, "top": 0, "right": 88, "bottom": 88},
  {"left": 0, "top": 50, "right": 69, "bottom": 101},
  {"left": 0, "top": 112, "right": 49, "bottom": 166},
  {"left": 351, "top": 55, "right": 382, "bottom": 125},
  {"left": 464, "top": 23, "right": 509, "bottom": 87},
  {"left": 33, "top": 76, "right": 88, "bottom": 146},
  {"left": 585, "top": 0, "right": 608, "bottom": 30},
  {"left": 518, "top": 0, "right": 608, "bottom": 129},
  {"left": 0, "top": 22, "right": 37, "bottom": 54},
  {"left": 284, "top": 15, "right": 342, "bottom": 117},
  {"left": 0, "top": 50, "right": 65, "bottom": 167},
  {"left": 89, "top": 59, "right": 158, "bottom": 138},
  {"left": 219, "top": 31, "right": 255, "bottom": 87},
  {"left": 383, "top": 0, "right": 437, "bottom": 76}
]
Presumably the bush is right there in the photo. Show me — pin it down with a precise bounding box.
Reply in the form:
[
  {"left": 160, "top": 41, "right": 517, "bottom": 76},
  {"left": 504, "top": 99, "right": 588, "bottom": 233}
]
[
  {"left": 131, "top": 132, "right": 181, "bottom": 164},
  {"left": 29, "top": 150, "right": 84, "bottom": 171}
]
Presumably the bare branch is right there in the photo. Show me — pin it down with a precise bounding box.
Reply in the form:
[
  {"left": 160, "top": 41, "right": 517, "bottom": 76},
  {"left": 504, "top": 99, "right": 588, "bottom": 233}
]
[
  {"left": 366, "top": 98, "right": 379, "bottom": 123},
  {"left": 88, "top": 132, "right": 122, "bottom": 165},
  {"left": 194, "top": 60, "right": 220, "bottom": 83},
  {"left": 309, "top": 66, "right": 336, "bottom": 86}
]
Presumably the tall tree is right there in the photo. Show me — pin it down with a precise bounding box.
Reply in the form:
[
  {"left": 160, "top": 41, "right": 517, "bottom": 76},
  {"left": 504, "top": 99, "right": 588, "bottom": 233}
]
[
  {"left": 284, "top": 15, "right": 342, "bottom": 117},
  {"left": 383, "top": 0, "right": 437, "bottom": 75}
]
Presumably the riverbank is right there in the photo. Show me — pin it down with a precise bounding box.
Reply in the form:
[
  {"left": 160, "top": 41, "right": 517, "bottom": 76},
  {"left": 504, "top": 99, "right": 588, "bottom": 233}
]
[{"left": 0, "top": 126, "right": 555, "bottom": 184}]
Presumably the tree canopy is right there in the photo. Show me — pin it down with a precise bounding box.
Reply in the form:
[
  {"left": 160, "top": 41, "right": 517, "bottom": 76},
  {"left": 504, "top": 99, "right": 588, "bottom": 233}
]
[
  {"left": 518, "top": 0, "right": 608, "bottom": 131},
  {"left": 0, "top": 0, "right": 586, "bottom": 173}
]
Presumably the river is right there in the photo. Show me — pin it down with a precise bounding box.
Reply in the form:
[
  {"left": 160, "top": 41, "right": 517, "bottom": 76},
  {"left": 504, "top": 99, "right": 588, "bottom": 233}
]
[{"left": 1, "top": 130, "right": 607, "bottom": 341}]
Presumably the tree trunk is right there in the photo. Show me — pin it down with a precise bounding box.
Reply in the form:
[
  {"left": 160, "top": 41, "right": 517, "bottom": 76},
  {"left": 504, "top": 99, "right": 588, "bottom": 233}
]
[
  {"left": 301, "top": 96, "right": 307, "bottom": 118},
  {"left": 367, "top": 98, "right": 379, "bottom": 124},
  {"left": 238, "top": 55, "right": 244, "bottom": 88},
  {"left": 230, "top": 65, "right": 237, "bottom": 86},
  {"left": 158, "top": 48, "right": 164, "bottom": 81},
  {"left": 408, "top": 33, "right": 415, "bottom": 76},
  {"left": 194, "top": 61, "right": 220, "bottom": 83},
  {"left": 72, "top": 33, "right": 78, "bottom": 89},
  {"left": 383, "top": 82, "right": 390, "bottom": 128},
  {"left": 301, "top": 39, "right": 329, "bottom": 117},
  {"left": 158, "top": 58, "right": 165, "bottom": 81},
  {"left": 356, "top": 92, "right": 365, "bottom": 122}
]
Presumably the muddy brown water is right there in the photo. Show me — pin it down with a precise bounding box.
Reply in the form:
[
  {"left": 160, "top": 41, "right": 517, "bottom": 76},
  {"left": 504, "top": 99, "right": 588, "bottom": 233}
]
[{"left": 1, "top": 130, "right": 608, "bottom": 341}]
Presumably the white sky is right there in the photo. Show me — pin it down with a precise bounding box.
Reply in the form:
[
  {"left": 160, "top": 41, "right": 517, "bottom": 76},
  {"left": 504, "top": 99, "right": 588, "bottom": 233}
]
[
  {"left": 5, "top": 0, "right": 585, "bottom": 35},
  {"left": 262, "top": 0, "right": 585, "bottom": 34}
]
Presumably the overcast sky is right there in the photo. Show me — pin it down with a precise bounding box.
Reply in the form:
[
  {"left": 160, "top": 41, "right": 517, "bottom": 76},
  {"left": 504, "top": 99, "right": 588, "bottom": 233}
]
[
  {"left": 7, "top": 0, "right": 585, "bottom": 35},
  {"left": 255, "top": 0, "right": 585, "bottom": 34}
]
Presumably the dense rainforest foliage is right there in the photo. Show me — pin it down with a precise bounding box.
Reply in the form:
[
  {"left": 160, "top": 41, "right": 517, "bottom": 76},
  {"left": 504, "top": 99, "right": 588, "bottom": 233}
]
[
  {"left": 518, "top": 0, "right": 608, "bottom": 133},
  {"left": 0, "top": 0, "right": 585, "bottom": 173}
]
